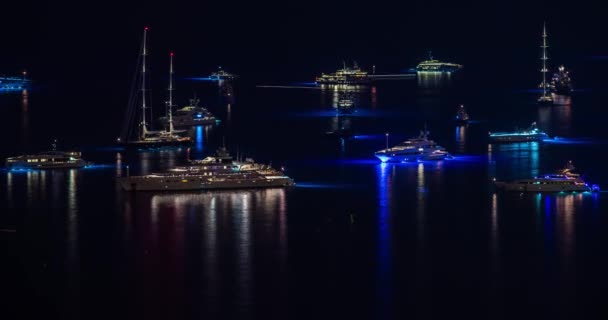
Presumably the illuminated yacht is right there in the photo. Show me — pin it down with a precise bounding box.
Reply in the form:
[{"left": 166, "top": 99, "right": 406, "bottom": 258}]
[
  {"left": 117, "top": 147, "right": 295, "bottom": 191},
  {"left": 316, "top": 61, "right": 370, "bottom": 85},
  {"left": 455, "top": 104, "right": 469, "bottom": 124},
  {"left": 0, "top": 72, "right": 30, "bottom": 91},
  {"left": 416, "top": 51, "right": 462, "bottom": 73},
  {"left": 159, "top": 97, "right": 217, "bottom": 127},
  {"left": 494, "top": 161, "right": 599, "bottom": 192},
  {"left": 6, "top": 141, "right": 87, "bottom": 170},
  {"left": 550, "top": 65, "right": 573, "bottom": 95},
  {"left": 209, "top": 67, "right": 238, "bottom": 81},
  {"left": 489, "top": 122, "right": 550, "bottom": 143},
  {"left": 375, "top": 128, "right": 452, "bottom": 162}
]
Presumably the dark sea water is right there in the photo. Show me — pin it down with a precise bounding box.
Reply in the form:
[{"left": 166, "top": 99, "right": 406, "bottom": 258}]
[{"left": 2, "top": 65, "right": 608, "bottom": 319}]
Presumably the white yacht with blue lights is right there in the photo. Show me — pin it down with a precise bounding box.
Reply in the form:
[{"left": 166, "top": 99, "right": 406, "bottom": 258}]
[
  {"left": 494, "top": 162, "right": 599, "bottom": 192},
  {"left": 374, "top": 129, "right": 452, "bottom": 162},
  {"left": 489, "top": 122, "right": 550, "bottom": 143}
]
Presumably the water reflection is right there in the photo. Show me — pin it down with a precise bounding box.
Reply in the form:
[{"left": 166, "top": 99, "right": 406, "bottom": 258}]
[
  {"left": 455, "top": 125, "right": 467, "bottom": 153},
  {"left": 67, "top": 169, "right": 79, "bottom": 269},
  {"left": 375, "top": 162, "right": 393, "bottom": 318},
  {"left": 538, "top": 104, "right": 573, "bottom": 136},
  {"left": 219, "top": 81, "right": 235, "bottom": 105},
  {"left": 492, "top": 142, "right": 540, "bottom": 178},
  {"left": 371, "top": 86, "right": 378, "bottom": 109},
  {"left": 21, "top": 89, "right": 29, "bottom": 146},
  {"left": 417, "top": 72, "right": 452, "bottom": 94},
  {"left": 417, "top": 163, "right": 426, "bottom": 245},
  {"left": 124, "top": 189, "right": 287, "bottom": 317}
]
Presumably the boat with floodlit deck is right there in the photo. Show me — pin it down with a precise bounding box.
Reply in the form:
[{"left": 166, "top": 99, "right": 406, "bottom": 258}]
[
  {"left": 375, "top": 127, "right": 452, "bottom": 162},
  {"left": 489, "top": 122, "right": 550, "bottom": 143},
  {"left": 416, "top": 51, "right": 462, "bottom": 73},
  {"left": 6, "top": 141, "right": 88, "bottom": 170},
  {"left": 117, "top": 147, "right": 295, "bottom": 191},
  {"left": 316, "top": 61, "right": 371, "bottom": 85},
  {"left": 494, "top": 161, "right": 600, "bottom": 192},
  {"left": 550, "top": 65, "right": 573, "bottom": 95}
]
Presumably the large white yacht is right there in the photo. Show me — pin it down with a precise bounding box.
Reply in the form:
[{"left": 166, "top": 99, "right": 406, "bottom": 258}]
[
  {"left": 494, "top": 162, "right": 600, "bottom": 193},
  {"left": 117, "top": 147, "right": 295, "bottom": 191},
  {"left": 374, "top": 128, "right": 452, "bottom": 162}
]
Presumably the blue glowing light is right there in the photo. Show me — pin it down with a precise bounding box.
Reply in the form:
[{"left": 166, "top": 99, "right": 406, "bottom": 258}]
[
  {"left": 185, "top": 77, "right": 215, "bottom": 81},
  {"left": 196, "top": 114, "right": 203, "bottom": 118}
]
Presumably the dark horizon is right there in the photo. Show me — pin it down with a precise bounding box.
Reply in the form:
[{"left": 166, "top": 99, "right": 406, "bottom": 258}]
[{"left": 2, "top": 1, "right": 608, "bottom": 83}]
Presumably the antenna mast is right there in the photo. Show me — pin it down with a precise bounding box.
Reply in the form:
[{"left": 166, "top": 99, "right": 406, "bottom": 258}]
[
  {"left": 140, "top": 27, "right": 149, "bottom": 140},
  {"left": 541, "top": 22, "right": 549, "bottom": 99},
  {"left": 168, "top": 52, "right": 175, "bottom": 134}
]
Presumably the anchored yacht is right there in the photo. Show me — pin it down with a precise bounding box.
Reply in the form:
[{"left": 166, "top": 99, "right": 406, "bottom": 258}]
[
  {"left": 375, "top": 128, "right": 452, "bottom": 162},
  {"left": 494, "top": 162, "right": 599, "bottom": 192},
  {"left": 117, "top": 147, "right": 295, "bottom": 191}
]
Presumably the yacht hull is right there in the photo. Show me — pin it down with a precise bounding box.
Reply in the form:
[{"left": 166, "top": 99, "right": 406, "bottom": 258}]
[
  {"left": 118, "top": 176, "right": 295, "bottom": 191},
  {"left": 494, "top": 182, "right": 591, "bottom": 192}
]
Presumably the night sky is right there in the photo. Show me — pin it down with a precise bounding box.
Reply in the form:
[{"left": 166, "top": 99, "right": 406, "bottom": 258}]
[{"left": 2, "top": 1, "right": 606, "bottom": 85}]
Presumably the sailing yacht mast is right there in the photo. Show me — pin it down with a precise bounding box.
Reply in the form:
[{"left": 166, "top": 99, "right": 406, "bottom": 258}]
[
  {"left": 140, "top": 26, "right": 149, "bottom": 140},
  {"left": 168, "top": 52, "right": 175, "bottom": 134},
  {"left": 540, "top": 22, "right": 549, "bottom": 99}
]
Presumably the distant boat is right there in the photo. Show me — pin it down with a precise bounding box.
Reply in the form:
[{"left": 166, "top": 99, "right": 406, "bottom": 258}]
[
  {"left": 316, "top": 61, "right": 371, "bottom": 85},
  {"left": 455, "top": 104, "right": 470, "bottom": 124},
  {"left": 159, "top": 97, "right": 217, "bottom": 128},
  {"left": 489, "top": 122, "right": 550, "bottom": 143},
  {"left": 415, "top": 51, "right": 462, "bottom": 73},
  {"left": 537, "top": 23, "right": 554, "bottom": 105},
  {"left": 209, "top": 67, "right": 238, "bottom": 81},
  {"left": 0, "top": 72, "right": 29, "bottom": 91},
  {"left": 550, "top": 65, "right": 573, "bottom": 95},
  {"left": 117, "top": 27, "right": 192, "bottom": 148}
]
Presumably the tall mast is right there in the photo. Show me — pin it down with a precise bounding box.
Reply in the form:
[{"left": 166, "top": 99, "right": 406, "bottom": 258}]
[
  {"left": 540, "top": 22, "right": 549, "bottom": 98},
  {"left": 140, "top": 26, "right": 149, "bottom": 139},
  {"left": 168, "top": 52, "right": 175, "bottom": 134}
]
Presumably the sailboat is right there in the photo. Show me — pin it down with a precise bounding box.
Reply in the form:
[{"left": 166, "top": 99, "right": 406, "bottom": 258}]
[
  {"left": 537, "top": 23, "right": 553, "bottom": 105},
  {"left": 117, "top": 27, "right": 192, "bottom": 148}
]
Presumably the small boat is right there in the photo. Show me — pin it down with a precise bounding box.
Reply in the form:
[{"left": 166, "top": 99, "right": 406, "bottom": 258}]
[
  {"left": 6, "top": 141, "right": 88, "bottom": 170},
  {"left": 416, "top": 51, "right": 462, "bottom": 73},
  {"left": 494, "top": 161, "right": 600, "bottom": 192},
  {"left": 455, "top": 104, "right": 469, "bottom": 124},
  {"left": 158, "top": 97, "right": 217, "bottom": 128},
  {"left": 209, "top": 67, "right": 238, "bottom": 81},
  {"left": 489, "top": 122, "right": 550, "bottom": 143}
]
